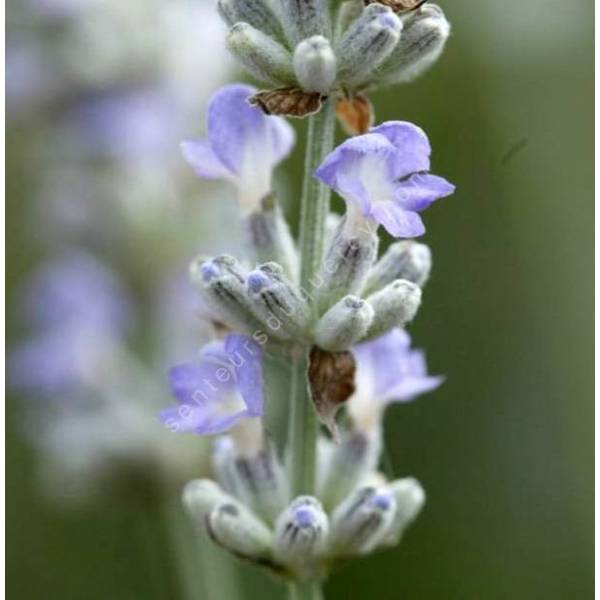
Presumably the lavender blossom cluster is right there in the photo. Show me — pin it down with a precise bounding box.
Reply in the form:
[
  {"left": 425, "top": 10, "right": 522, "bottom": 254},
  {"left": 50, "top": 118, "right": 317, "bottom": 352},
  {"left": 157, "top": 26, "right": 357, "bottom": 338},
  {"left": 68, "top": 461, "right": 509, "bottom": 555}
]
[{"left": 154, "top": 0, "right": 454, "bottom": 587}]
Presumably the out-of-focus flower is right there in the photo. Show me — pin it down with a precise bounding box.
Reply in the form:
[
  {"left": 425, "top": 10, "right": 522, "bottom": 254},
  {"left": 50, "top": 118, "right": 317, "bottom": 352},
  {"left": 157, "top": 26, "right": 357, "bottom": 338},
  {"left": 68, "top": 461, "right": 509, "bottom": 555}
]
[
  {"left": 10, "top": 252, "right": 210, "bottom": 503},
  {"left": 348, "top": 328, "right": 444, "bottom": 431},
  {"left": 315, "top": 121, "right": 454, "bottom": 237},
  {"left": 10, "top": 252, "right": 132, "bottom": 396},
  {"left": 160, "top": 333, "right": 265, "bottom": 435},
  {"left": 181, "top": 83, "right": 296, "bottom": 209}
]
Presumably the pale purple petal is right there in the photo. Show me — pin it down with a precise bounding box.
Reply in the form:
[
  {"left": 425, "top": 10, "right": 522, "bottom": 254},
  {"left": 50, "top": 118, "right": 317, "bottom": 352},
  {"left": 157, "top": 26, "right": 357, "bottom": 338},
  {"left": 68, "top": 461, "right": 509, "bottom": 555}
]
[
  {"left": 352, "top": 328, "right": 443, "bottom": 405},
  {"left": 160, "top": 334, "right": 265, "bottom": 436},
  {"left": 208, "top": 84, "right": 295, "bottom": 177},
  {"left": 370, "top": 202, "right": 425, "bottom": 237},
  {"left": 180, "top": 139, "right": 231, "bottom": 179},
  {"left": 159, "top": 404, "right": 249, "bottom": 435},
  {"left": 395, "top": 173, "right": 456, "bottom": 212},
  {"left": 384, "top": 374, "right": 445, "bottom": 403},
  {"left": 371, "top": 121, "right": 431, "bottom": 177},
  {"left": 314, "top": 133, "right": 396, "bottom": 211},
  {"left": 225, "top": 334, "right": 264, "bottom": 416}
]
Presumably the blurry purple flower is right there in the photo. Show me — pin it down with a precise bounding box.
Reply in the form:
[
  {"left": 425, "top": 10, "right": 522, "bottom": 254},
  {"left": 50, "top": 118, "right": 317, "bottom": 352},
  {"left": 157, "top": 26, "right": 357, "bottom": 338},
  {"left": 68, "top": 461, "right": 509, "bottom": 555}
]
[
  {"left": 20, "top": 251, "right": 132, "bottom": 334},
  {"left": 159, "top": 333, "right": 265, "bottom": 435},
  {"left": 181, "top": 83, "right": 295, "bottom": 208},
  {"left": 10, "top": 252, "right": 132, "bottom": 397},
  {"left": 74, "top": 89, "right": 179, "bottom": 164},
  {"left": 348, "top": 328, "right": 443, "bottom": 429},
  {"left": 10, "top": 328, "right": 116, "bottom": 396},
  {"left": 315, "top": 121, "right": 454, "bottom": 237}
]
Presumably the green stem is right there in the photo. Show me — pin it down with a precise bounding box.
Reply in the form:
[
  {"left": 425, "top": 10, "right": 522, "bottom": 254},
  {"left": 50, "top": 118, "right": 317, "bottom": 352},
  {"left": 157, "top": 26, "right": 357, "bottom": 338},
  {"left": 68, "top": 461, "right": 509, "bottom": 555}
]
[
  {"left": 288, "top": 99, "right": 336, "bottom": 600},
  {"left": 288, "top": 580, "right": 324, "bottom": 600},
  {"left": 298, "top": 99, "right": 336, "bottom": 295}
]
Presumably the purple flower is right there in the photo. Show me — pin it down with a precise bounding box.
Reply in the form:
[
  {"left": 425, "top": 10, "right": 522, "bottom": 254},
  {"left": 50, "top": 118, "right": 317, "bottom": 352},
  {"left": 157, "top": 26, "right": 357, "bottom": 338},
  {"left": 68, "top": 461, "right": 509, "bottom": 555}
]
[
  {"left": 159, "top": 333, "right": 265, "bottom": 436},
  {"left": 20, "top": 251, "right": 132, "bottom": 335},
  {"left": 315, "top": 121, "right": 455, "bottom": 238},
  {"left": 73, "top": 89, "right": 179, "bottom": 165},
  {"left": 10, "top": 253, "right": 132, "bottom": 397},
  {"left": 181, "top": 83, "right": 295, "bottom": 208},
  {"left": 348, "top": 328, "right": 444, "bottom": 429}
]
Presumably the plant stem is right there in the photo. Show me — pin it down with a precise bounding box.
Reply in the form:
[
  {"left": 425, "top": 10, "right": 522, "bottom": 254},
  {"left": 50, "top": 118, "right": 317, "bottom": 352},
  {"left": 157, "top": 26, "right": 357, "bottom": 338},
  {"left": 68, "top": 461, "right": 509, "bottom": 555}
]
[
  {"left": 288, "top": 580, "right": 325, "bottom": 600},
  {"left": 298, "top": 99, "right": 336, "bottom": 296},
  {"left": 288, "top": 99, "right": 336, "bottom": 600}
]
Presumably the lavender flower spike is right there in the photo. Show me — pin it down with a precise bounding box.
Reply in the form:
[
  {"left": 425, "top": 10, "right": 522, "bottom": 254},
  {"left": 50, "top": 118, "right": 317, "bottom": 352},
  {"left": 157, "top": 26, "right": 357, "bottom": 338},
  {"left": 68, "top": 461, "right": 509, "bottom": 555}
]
[
  {"left": 160, "top": 333, "right": 265, "bottom": 436},
  {"left": 181, "top": 83, "right": 295, "bottom": 209},
  {"left": 348, "top": 328, "right": 444, "bottom": 431},
  {"left": 315, "top": 121, "right": 455, "bottom": 238}
]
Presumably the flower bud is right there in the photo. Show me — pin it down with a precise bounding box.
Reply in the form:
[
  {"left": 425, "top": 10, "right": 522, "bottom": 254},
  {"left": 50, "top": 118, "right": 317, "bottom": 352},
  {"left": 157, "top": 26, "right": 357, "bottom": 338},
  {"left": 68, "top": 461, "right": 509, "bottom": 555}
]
[
  {"left": 378, "top": 4, "right": 450, "bottom": 86},
  {"left": 314, "top": 295, "right": 374, "bottom": 351},
  {"left": 190, "top": 255, "right": 260, "bottom": 333},
  {"left": 243, "top": 196, "right": 299, "bottom": 283},
  {"left": 217, "top": 0, "right": 284, "bottom": 41},
  {"left": 329, "top": 486, "right": 397, "bottom": 555},
  {"left": 273, "top": 496, "right": 329, "bottom": 570},
  {"left": 227, "top": 22, "right": 295, "bottom": 86},
  {"left": 315, "top": 214, "right": 379, "bottom": 314},
  {"left": 383, "top": 477, "right": 426, "bottom": 545},
  {"left": 335, "top": 0, "right": 364, "bottom": 39},
  {"left": 336, "top": 4, "right": 402, "bottom": 87},
  {"left": 207, "top": 500, "right": 274, "bottom": 560},
  {"left": 183, "top": 479, "right": 234, "bottom": 532},
  {"left": 365, "top": 240, "right": 432, "bottom": 294},
  {"left": 318, "top": 430, "right": 381, "bottom": 511},
  {"left": 212, "top": 435, "right": 289, "bottom": 524},
  {"left": 293, "top": 36, "right": 337, "bottom": 94},
  {"left": 279, "top": 0, "right": 331, "bottom": 46},
  {"left": 247, "top": 263, "right": 311, "bottom": 341},
  {"left": 364, "top": 279, "right": 421, "bottom": 339}
]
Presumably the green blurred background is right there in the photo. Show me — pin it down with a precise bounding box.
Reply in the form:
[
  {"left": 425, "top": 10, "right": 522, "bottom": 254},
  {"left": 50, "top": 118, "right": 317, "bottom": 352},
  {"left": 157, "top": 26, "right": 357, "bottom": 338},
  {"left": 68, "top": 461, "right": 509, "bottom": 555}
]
[{"left": 7, "top": 0, "right": 594, "bottom": 598}]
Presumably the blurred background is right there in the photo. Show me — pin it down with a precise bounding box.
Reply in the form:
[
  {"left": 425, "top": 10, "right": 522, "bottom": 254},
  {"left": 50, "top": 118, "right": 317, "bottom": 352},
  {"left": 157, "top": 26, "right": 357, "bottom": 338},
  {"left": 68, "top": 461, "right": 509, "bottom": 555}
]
[{"left": 6, "top": 0, "right": 594, "bottom": 598}]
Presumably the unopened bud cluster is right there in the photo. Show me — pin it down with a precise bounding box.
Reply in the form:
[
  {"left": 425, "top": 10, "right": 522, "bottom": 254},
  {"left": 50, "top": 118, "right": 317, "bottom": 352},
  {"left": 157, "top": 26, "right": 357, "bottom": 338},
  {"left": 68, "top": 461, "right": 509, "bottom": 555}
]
[
  {"left": 218, "top": 0, "right": 450, "bottom": 112},
  {"left": 184, "top": 432, "right": 425, "bottom": 580},
  {"left": 192, "top": 211, "right": 431, "bottom": 352}
]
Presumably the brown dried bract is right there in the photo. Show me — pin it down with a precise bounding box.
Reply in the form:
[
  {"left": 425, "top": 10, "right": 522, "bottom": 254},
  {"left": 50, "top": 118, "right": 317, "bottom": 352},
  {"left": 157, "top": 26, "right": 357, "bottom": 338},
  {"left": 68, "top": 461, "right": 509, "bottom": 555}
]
[
  {"left": 249, "top": 87, "right": 324, "bottom": 118},
  {"left": 336, "top": 93, "right": 374, "bottom": 136},
  {"left": 364, "top": 0, "right": 427, "bottom": 12},
  {"left": 308, "top": 346, "right": 356, "bottom": 440}
]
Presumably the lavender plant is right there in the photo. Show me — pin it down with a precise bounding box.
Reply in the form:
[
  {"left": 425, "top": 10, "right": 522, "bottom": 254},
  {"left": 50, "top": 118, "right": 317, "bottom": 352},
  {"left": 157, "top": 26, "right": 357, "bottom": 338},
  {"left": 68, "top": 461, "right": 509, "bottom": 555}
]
[{"left": 160, "top": 1, "right": 454, "bottom": 597}]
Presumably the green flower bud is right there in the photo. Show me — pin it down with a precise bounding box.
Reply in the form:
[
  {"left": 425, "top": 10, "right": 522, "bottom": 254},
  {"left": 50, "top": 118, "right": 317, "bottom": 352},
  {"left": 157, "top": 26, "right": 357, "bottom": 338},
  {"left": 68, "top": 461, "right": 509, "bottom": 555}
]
[
  {"left": 365, "top": 240, "right": 432, "bottom": 294},
  {"left": 293, "top": 36, "right": 337, "bottom": 94},
  {"left": 190, "top": 255, "right": 262, "bottom": 334},
  {"left": 382, "top": 477, "right": 426, "bottom": 545},
  {"left": 279, "top": 0, "right": 332, "bottom": 46},
  {"left": 273, "top": 496, "right": 329, "bottom": 571},
  {"left": 207, "top": 500, "right": 274, "bottom": 560},
  {"left": 314, "top": 295, "right": 374, "bottom": 351},
  {"left": 378, "top": 3, "right": 450, "bottom": 86},
  {"left": 247, "top": 263, "right": 311, "bottom": 341},
  {"left": 218, "top": 0, "right": 285, "bottom": 41},
  {"left": 244, "top": 196, "right": 299, "bottom": 283},
  {"left": 336, "top": 4, "right": 402, "bottom": 87},
  {"left": 227, "top": 22, "right": 295, "bottom": 86},
  {"left": 329, "top": 486, "right": 397, "bottom": 555},
  {"left": 315, "top": 214, "right": 379, "bottom": 315},
  {"left": 364, "top": 279, "right": 421, "bottom": 339}
]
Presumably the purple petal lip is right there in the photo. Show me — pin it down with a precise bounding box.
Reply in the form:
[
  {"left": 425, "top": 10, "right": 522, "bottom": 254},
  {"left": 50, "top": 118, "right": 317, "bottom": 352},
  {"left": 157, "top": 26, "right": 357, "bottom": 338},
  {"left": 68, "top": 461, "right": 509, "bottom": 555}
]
[
  {"left": 353, "top": 328, "right": 444, "bottom": 405},
  {"left": 159, "top": 333, "right": 265, "bottom": 436},
  {"left": 181, "top": 83, "right": 295, "bottom": 198}
]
